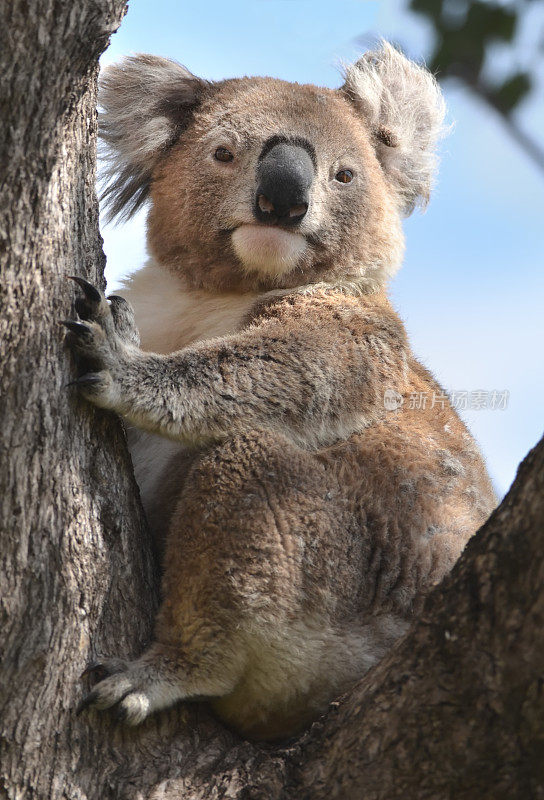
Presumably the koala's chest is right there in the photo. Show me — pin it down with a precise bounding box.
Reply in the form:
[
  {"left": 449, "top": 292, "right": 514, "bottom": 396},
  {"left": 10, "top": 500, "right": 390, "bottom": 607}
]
[
  {"left": 119, "top": 264, "right": 260, "bottom": 355},
  {"left": 117, "top": 263, "right": 261, "bottom": 526}
]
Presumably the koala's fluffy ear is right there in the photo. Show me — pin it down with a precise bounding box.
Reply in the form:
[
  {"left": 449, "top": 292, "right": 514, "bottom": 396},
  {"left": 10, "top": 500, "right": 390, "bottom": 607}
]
[
  {"left": 342, "top": 42, "right": 447, "bottom": 215},
  {"left": 99, "top": 54, "right": 211, "bottom": 221}
]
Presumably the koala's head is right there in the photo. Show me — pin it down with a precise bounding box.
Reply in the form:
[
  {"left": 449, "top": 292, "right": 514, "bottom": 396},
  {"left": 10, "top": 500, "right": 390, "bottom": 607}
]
[{"left": 99, "top": 44, "right": 445, "bottom": 292}]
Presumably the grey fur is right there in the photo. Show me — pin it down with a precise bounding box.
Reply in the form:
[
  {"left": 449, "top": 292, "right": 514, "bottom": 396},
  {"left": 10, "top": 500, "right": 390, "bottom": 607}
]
[
  {"left": 99, "top": 54, "right": 210, "bottom": 221},
  {"left": 342, "top": 42, "right": 447, "bottom": 214},
  {"left": 65, "top": 277, "right": 495, "bottom": 739},
  {"left": 100, "top": 44, "right": 445, "bottom": 223},
  {"left": 66, "top": 48, "right": 494, "bottom": 740}
]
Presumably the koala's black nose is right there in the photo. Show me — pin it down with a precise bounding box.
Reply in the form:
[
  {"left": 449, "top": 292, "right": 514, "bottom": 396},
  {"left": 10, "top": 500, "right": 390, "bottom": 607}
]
[{"left": 255, "top": 141, "right": 314, "bottom": 226}]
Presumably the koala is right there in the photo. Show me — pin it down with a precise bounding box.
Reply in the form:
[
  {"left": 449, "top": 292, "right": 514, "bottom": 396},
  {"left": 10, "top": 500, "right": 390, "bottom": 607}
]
[{"left": 67, "top": 43, "right": 496, "bottom": 741}]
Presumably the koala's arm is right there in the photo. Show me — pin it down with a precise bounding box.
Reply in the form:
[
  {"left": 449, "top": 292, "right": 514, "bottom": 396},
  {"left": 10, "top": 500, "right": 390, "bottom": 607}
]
[{"left": 65, "top": 283, "right": 407, "bottom": 445}]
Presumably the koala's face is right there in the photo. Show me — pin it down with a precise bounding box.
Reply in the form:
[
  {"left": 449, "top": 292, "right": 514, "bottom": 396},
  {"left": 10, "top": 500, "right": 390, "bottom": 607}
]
[
  {"left": 147, "top": 79, "right": 403, "bottom": 291},
  {"left": 100, "top": 46, "right": 445, "bottom": 291}
]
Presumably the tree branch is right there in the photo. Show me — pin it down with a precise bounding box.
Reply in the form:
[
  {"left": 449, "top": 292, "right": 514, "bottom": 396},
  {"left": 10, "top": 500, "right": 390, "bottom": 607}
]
[
  {"left": 462, "top": 77, "right": 544, "bottom": 175},
  {"left": 2, "top": 3, "right": 543, "bottom": 795},
  {"left": 288, "top": 432, "right": 544, "bottom": 798}
]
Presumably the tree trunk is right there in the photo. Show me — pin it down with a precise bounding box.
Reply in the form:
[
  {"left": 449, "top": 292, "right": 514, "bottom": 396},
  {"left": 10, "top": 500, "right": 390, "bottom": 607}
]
[{"left": 1, "top": 3, "right": 542, "bottom": 799}]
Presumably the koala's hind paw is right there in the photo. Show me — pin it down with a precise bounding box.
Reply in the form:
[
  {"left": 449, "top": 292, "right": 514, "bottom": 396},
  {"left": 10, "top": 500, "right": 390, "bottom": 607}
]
[
  {"left": 77, "top": 658, "right": 185, "bottom": 726},
  {"left": 77, "top": 674, "right": 149, "bottom": 725},
  {"left": 81, "top": 657, "right": 129, "bottom": 682}
]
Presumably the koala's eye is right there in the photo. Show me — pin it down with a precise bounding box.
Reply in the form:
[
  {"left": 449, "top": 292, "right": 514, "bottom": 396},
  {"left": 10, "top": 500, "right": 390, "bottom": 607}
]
[
  {"left": 214, "top": 147, "right": 234, "bottom": 163},
  {"left": 335, "top": 169, "right": 353, "bottom": 184}
]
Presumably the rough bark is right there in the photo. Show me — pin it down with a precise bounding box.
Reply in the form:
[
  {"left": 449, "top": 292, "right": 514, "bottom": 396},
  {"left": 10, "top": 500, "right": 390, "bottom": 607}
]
[{"left": 1, "top": 2, "right": 543, "bottom": 799}]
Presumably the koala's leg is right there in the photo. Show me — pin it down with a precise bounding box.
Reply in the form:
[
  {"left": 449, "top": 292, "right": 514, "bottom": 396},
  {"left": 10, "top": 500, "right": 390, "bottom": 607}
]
[
  {"left": 150, "top": 430, "right": 367, "bottom": 735},
  {"left": 76, "top": 636, "right": 242, "bottom": 725},
  {"left": 77, "top": 648, "right": 189, "bottom": 724},
  {"left": 77, "top": 429, "right": 362, "bottom": 732}
]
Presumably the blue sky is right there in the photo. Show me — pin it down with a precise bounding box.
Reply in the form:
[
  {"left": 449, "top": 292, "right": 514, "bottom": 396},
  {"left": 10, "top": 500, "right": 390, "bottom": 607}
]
[{"left": 100, "top": 0, "right": 544, "bottom": 498}]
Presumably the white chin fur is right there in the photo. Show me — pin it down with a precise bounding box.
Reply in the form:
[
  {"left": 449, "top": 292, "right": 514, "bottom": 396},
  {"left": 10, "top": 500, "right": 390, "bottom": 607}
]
[{"left": 231, "top": 224, "right": 307, "bottom": 278}]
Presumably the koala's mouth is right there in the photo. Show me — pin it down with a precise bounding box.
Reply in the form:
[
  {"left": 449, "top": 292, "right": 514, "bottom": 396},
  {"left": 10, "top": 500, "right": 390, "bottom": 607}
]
[{"left": 230, "top": 223, "right": 307, "bottom": 278}]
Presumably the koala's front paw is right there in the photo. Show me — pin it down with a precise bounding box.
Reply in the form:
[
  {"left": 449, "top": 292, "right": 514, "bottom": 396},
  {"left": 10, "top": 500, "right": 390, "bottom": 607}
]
[{"left": 63, "top": 277, "right": 132, "bottom": 410}]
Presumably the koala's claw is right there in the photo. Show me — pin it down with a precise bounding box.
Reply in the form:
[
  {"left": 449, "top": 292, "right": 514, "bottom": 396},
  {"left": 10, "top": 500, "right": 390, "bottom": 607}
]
[
  {"left": 81, "top": 662, "right": 109, "bottom": 682},
  {"left": 64, "top": 279, "right": 120, "bottom": 407},
  {"left": 64, "top": 278, "right": 138, "bottom": 409},
  {"left": 107, "top": 295, "right": 141, "bottom": 346},
  {"left": 75, "top": 297, "right": 92, "bottom": 320},
  {"left": 77, "top": 673, "right": 132, "bottom": 714},
  {"left": 66, "top": 373, "right": 103, "bottom": 389},
  {"left": 67, "top": 276, "right": 139, "bottom": 348},
  {"left": 81, "top": 657, "right": 129, "bottom": 681},
  {"left": 76, "top": 688, "right": 105, "bottom": 716},
  {"left": 76, "top": 666, "right": 156, "bottom": 725},
  {"left": 68, "top": 275, "right": 102, "bottom": 304},
  {"left": 61, "top": 319, "right": 93, "bottom": 338}
]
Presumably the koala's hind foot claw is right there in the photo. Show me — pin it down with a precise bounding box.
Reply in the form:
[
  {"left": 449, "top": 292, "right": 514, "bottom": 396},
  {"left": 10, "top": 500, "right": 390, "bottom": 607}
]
[
  {"left": 77, "top": 670, "right": 148, "bottom": 723},
  {"left": 66, "top": 373, "right": 104, "bottom": 389},
  {"left": 81, "top": 657, "right": 129, "bottom": 682}
]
